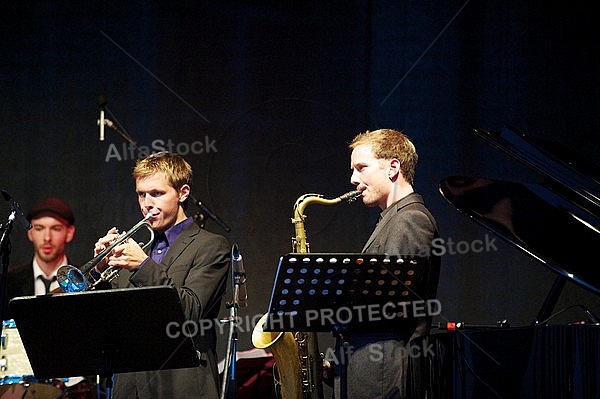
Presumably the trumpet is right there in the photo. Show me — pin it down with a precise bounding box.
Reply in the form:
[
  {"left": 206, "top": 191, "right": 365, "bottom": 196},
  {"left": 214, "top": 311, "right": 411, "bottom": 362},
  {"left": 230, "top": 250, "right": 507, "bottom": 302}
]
[{"left": 56, "top": 213, "right": 155, "bottom": 293}]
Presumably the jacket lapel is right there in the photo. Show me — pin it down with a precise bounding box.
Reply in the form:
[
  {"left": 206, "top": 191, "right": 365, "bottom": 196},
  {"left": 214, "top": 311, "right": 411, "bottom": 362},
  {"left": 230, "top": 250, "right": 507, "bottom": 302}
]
[
  {"left": 361, "top": 193, "right": 422, "bottom": 252},
  {"left": 158, "top": 222, "right": 199, "bottom": 271}
]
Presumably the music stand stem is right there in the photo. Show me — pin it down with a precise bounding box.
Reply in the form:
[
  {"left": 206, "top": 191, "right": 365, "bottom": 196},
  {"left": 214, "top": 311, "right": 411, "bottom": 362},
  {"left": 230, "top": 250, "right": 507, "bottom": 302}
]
[
  {"left": 333, "top": 328, "right": 349, "bottom": 399},
  {"left": 100, "top": 344, "right": 116, "bottom": 399}
]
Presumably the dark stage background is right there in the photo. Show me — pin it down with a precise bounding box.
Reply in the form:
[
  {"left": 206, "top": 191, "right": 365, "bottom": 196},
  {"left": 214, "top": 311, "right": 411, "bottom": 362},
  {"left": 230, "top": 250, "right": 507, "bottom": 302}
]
[{"left": 2, "top": 0, "right": 599, "bottom": 385}]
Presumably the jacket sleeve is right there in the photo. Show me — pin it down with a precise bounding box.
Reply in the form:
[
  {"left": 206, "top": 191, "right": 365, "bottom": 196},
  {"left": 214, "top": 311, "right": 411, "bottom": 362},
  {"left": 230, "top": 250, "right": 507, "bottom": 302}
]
[{"left": 127, "top": 231, "right": 230, "bottom": 323}]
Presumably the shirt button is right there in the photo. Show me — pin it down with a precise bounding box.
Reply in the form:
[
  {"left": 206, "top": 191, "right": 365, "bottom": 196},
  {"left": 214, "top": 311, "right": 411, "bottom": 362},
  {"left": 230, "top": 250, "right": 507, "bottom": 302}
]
[{"left": 157, "top": 249, "right": 163, "bottom": 254}]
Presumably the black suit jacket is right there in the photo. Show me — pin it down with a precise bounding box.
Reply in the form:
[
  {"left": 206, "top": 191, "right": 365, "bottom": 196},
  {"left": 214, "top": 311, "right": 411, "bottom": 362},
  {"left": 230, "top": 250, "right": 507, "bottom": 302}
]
[
  {"left": 1, "top": 257, "right": 77, "bottom": 320},
  {"left": 111, "top": 220, "right": 230, "bottom": 399},
  {"left": 1, "top": 262, "right": 34, "bottom": 321}
]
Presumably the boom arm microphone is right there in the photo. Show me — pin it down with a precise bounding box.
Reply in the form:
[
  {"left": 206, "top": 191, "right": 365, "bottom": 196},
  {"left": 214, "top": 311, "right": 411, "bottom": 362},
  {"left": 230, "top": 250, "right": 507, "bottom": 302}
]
[
  {"left": 97, "top": 95, "right": 108, "bottom": 141},
  {"left": 1, "top": 190, "right": 32, "bottom": 231},
  {"left": 192, "top": 195, "right": 231, "bottom": 232}
]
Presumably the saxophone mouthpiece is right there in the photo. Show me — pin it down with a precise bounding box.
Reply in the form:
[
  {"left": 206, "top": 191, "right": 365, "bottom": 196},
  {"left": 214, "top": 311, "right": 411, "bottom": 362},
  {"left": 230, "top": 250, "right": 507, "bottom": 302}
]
[{"left": 340, "top": 190, "right": 363, "bottom": 202}]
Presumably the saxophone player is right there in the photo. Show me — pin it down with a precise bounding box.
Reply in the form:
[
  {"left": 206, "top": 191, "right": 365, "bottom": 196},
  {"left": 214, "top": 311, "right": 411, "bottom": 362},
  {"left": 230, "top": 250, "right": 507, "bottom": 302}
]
[
  {"left": 333, "top": 129, "right": 441, "bottom": 399},
  {"left": 92, "top": 152, "right": 230, "bottom": 399}
]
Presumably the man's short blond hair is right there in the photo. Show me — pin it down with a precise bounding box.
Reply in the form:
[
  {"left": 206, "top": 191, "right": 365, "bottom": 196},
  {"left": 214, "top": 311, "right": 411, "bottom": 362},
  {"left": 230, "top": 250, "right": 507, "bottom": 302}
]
[
  {"left": 133, "top": 152, "right": 193, "bottom": 208},
  {"left": 349, "top": 128, "right": 418, "bottom": 185}
]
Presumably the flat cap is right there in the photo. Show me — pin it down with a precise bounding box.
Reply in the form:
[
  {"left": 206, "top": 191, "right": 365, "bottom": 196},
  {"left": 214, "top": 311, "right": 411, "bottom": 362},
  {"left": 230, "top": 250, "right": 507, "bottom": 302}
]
[{"left": 27, "top": 197, "right": 75, "bottom": 226}]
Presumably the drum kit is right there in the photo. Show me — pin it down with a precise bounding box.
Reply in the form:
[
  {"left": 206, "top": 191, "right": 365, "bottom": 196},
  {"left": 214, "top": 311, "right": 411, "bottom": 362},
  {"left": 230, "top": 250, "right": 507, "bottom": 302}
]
[{"left": 0, "top": 320, "right": 102, "bottom": 399}]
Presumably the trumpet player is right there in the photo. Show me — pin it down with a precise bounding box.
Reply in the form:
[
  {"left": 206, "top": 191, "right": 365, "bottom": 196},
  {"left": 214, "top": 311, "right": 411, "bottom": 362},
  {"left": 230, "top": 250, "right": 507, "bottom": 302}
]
[{"left": 92, "top": 152, "right": 230, "bottom": 399}]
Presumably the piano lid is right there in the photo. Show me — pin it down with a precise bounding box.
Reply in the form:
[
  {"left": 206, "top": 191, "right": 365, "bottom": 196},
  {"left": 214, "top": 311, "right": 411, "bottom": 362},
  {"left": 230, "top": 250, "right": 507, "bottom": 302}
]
[
  {"left": 473, "top": 127, "right": 600, "bottom": 217},
  {"left": 440, "top": 176, "right": 600, "bottom": 295},
  {"left": 440, "top": 127, "right": 600, "bottom": 296}
]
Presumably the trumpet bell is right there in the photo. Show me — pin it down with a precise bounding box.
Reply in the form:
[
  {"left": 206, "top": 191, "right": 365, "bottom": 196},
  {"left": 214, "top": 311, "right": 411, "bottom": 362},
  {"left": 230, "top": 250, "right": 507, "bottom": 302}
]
[
  {"left": 54, "top": 215, "right": 155, "bottom": 293},
  {"left": 57, "top": 266, "right": 88, "bottom": 293},
  {"left": 252, "top": 313, "right": 283, "bottom": 348}
]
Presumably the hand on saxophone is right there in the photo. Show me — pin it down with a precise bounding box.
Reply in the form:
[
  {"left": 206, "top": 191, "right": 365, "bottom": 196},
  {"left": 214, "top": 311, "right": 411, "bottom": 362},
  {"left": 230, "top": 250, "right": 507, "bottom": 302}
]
[
  {"left": 322, "top": 359, "right": 334, "bottom": 386},
  {"left": 108, "top": 237, "right": 148, "bottom": 271}
]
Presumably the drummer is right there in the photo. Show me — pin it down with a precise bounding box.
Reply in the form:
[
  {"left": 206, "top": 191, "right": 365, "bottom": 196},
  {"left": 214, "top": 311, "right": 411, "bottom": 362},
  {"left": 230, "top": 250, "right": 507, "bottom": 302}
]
[
  {"left": 0, "top": 198, "right": 105, "bottom": 398},
  {"left": 1, "top": 197, "right": 76, "bottom": 319}
]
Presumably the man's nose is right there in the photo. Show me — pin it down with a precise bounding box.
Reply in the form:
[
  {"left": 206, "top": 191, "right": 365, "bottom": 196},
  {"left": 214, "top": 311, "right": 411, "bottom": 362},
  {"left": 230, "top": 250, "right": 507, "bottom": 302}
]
[
  {"left": 350, "top": 170, "right": 360, "bottom": 186},
  {"left": 141, "top": 194, "right": 154, "bottom": 208}
]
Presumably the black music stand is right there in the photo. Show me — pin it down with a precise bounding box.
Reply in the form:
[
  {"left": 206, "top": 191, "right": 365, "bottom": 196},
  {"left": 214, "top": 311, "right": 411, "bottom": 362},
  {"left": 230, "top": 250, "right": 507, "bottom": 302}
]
[
  {"left": 262, "top": 253, "right": 433, "bottom": 399},
  {"left": 8, "top": 286, "right": 199, "bottom": 398}
]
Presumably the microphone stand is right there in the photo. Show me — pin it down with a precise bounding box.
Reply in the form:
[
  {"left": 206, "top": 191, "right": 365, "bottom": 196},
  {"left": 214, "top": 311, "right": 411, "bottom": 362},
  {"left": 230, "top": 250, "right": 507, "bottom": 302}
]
[
  {"left": 192, "top": 196, "right": 231, "bottom": 233},
  {"left": 219, "top": 245, "right": 245, "bottom": 399},
  {"left": 0, "top": 190, "right": 30, "bottom": 322},
  {"left": 96, "top": 99, "right": 233, "bottom": 235},
  {"left": 98, "top": 113, "right": 142, "bottom": 152},
  {"left": 0, "top": 210, "right": 16, "bottom": 323}
]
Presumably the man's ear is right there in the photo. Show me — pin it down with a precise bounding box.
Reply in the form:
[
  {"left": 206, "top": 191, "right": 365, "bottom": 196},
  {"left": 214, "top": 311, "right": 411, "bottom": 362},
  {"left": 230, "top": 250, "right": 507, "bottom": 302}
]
[
  {"left": 66, "top": 225, "right": 75, "bottom": 244},
  {"left": 179, "top": 184, "right": 191, "bottom": 204},
  {"left": 389, "top": 158, "right": 401, "bottom": 179}
]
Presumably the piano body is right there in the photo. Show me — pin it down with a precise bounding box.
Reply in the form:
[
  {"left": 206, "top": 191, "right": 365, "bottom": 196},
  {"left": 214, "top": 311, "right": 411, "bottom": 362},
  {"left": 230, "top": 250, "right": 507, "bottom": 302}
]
[{"left": 409, "top": 127, "right": 600, "bottom": 398}]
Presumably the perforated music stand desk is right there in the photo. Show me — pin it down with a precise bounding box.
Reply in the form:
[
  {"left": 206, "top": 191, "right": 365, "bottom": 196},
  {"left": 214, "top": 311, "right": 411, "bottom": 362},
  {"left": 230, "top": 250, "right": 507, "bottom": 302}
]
[
  {"left": 262, "top": 253, "right": 432, "bottom": 333},
  {"left": 262, "top": 253, "right": 433, "bottom": 399},
  {"left": 8, "top": 286, "right": 199, "bottom": 380}
]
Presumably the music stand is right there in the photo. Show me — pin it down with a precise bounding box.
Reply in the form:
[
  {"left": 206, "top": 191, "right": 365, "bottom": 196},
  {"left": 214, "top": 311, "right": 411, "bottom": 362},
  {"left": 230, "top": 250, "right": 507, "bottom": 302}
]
[
  {"left": 262, "top": 253, "right": 433, "bottom": 399},
  {"left": 9, "top": 286, "right": 199, "bottom": 398}
]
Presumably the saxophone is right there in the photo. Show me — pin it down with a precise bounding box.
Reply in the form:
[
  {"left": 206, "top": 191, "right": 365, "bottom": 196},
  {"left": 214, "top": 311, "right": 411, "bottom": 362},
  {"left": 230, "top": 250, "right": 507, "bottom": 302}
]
[{"left": 252, "top": 189, "right": 362, "bottom": 399}]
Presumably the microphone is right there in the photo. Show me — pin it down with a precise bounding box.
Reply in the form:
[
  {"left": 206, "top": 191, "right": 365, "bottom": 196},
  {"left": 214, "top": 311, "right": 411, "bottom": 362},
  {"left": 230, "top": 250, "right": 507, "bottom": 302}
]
[
  {"left": 1, "top": 190, "right": 32, "bottom": 230},
  {"left": 231, "top": 243, "right": 247, "bottom": 308},
  {"left": 97, "top": 95, "right": 107, "bottom": 141}
]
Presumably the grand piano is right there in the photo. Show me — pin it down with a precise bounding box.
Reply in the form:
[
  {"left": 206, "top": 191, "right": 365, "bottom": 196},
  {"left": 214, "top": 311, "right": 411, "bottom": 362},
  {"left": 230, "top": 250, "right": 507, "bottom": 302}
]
[{"left": 409, "top": 127, "right": 600, "bottom": 399}]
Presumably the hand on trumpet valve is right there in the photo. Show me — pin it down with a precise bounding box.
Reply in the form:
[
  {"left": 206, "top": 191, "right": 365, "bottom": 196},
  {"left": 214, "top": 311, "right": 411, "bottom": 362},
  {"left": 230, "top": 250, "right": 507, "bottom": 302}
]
[
  {"left": 93, "top": 227, "right": 120, "bottom": 273},
  {"left": 107, "top": 237, "right": 148, "bottom": 271}
]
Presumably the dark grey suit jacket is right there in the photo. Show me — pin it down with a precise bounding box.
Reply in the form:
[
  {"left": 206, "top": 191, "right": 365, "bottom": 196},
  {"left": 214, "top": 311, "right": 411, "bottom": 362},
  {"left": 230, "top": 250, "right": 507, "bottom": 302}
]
[
  {"left": 362, "top": 193, "right": 438, "bottom": 257},
  {"left": 338, "top": 193, "right": 441, "bottom": 398},
  {"left": 111, "top": 220, "right": 230, "bottom": 399},
  {"left": 363, "top": 192, "right": 441, "bottom": 329}
]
